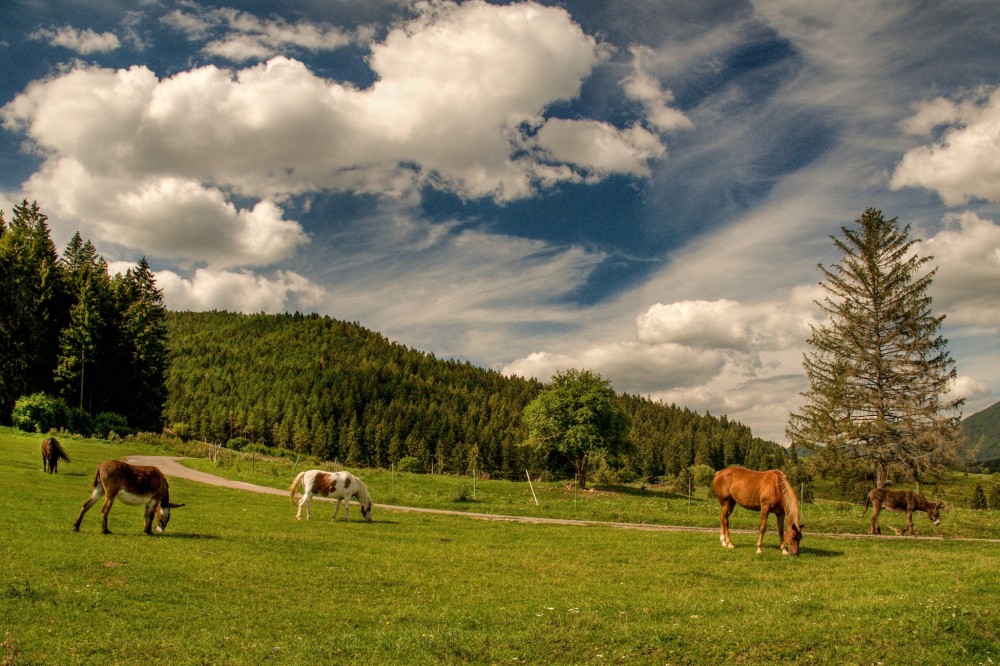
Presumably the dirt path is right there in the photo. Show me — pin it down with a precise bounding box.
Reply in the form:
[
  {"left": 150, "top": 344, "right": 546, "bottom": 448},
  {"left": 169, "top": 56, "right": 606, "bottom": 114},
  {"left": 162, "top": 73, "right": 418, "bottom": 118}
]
[
  {"left": 126, "top": 455, "right": 723, "bottom": 533},
  {"left": 127, "top": 455, "right": 1000, "bottom": 542}
]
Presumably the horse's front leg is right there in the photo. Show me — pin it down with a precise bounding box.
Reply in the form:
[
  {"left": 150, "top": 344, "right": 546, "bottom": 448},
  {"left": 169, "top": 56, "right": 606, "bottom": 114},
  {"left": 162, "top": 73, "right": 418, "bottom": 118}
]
[
  {"left": 332, "top": 499, "right": 342, "bottom": 521},
  {"left": 756, "top": 506, "right": 770, "bottom": 554},
  {"left": 143, "top": 499, "right": 158, "bottom": 535},
  {"left": 777, "top": 514, "right": 788, "bottom": 555},
  {"left": 906, "top": 510, "right": 916, "bottom": 536},
  {"left": 719, "top": 500, "right": 735, "bottom": 549}
]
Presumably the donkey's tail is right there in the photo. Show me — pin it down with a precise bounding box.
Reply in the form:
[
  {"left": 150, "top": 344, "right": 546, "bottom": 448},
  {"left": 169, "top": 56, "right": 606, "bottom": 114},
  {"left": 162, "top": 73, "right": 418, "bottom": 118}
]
[
  {"left": 289, "top": 471, "right": 305, "bottom": 505},
  {"left": 861, "top": 493, "right": 870, "bottom": 516}
]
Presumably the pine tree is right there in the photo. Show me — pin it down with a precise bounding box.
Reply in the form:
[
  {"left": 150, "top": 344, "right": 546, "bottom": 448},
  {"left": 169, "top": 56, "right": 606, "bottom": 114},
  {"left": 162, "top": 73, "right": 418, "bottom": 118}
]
[
  {"left": 0, "top": 202, "right": 68, "bottom": 422},
  {"left": 54, "top": 235, "right": 112, "bottom": 414},
  {"left": 787, "top": 208, "right": 964, "bottom": 487},
  {"left": 971, "top": 483, "right": 988, "bottom": 510},
  {"left": 112, "top": 258, "right": 168, "bottom": 430},
  {"left": 988, "top": 484, "right": 1000, "bottom": 511}
]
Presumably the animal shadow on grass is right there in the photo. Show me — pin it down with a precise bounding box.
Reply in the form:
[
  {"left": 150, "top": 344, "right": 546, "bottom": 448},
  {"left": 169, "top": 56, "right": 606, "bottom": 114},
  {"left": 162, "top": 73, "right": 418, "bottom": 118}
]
[
  {"left": 798, "top": 546, "right": 843, "bottom": 558},
  {"left": 85, "top": 531, "right": 220, "bottom": 540},
  {"left": 163, "top": 532, "right": 222, "bottom": 540},
  {"left": 296, "top": 517, "right": 397, "bottom": 525}
]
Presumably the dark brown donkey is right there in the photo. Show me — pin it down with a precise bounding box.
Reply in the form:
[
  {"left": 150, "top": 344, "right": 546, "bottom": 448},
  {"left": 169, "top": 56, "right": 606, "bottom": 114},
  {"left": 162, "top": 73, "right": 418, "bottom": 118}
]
[
  {"left": 41, "top": 437, "right": 70, "bottom": 473},
  {"left": 862, "top": 488, "right": 942, "bottom": 535},
  {"left": 73, "top": 460, "right": 184, "bottom": 535}
]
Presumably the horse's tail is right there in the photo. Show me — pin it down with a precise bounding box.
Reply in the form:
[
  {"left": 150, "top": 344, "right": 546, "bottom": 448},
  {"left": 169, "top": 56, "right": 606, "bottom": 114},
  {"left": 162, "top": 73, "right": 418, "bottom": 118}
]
[
  {"left": 861, "top": 491, "right": 871, "bottom": 516},
  {"left": 59, "top": 445, "right": 70, "bottom": 463},
  {"left": 289, "top": 471, "right": 306, "bottom": 505}
]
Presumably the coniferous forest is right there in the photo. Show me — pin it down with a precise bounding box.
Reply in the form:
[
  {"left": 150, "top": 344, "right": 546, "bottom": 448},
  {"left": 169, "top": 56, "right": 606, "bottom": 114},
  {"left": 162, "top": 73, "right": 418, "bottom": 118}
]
[
  {"left": 2, "top": 200, "right": 786, "bottom": 480},
  {"left": 163, "top": 310, "right": 787, "bottom": 479},
  {"left": 0, "top": 201, "right": 167, "bottom": 434}
]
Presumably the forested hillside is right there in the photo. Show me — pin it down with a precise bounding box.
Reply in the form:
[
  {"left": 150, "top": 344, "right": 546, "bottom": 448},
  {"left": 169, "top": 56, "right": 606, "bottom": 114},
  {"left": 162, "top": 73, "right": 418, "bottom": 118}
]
[
  {"left": 164, "top": 310, "right": 785, "bottom": 479},
  {"left": 963, "top": 400, "right": 1000, "bottom": 466}
]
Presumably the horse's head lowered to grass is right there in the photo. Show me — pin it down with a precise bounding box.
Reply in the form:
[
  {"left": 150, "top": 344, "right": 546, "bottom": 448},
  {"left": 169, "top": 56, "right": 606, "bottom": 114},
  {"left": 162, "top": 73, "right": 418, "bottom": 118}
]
[
  {"left": 713, "top": 466, "right": 804, "bottom": 556},
  {"left": 72, "top": 460, "right": 184, "bottom": 535}
]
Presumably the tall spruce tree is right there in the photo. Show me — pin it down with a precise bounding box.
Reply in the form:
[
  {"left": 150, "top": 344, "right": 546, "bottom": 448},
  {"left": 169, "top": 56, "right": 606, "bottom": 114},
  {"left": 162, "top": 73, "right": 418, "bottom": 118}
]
[
  {"left": 0, "top": 201, "right": 66, "bottom": 422},
  {"left": 111, "top": 257, "right": 168, "bottom": 431},
  {"left": 55, "top": 234, "right": 113, "bottom": 413},
  {"left": 787, "top": 208, "right": 963, "bottom": 487}
]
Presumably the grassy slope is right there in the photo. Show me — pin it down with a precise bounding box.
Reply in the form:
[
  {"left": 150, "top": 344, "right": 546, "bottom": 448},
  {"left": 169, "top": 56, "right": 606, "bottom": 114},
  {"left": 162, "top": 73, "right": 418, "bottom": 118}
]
[
  {"left": 183, "top": 448, "right": 1000, "bottom": 539},
  {"left": 2, "top": 429, "right": 998, "bottom": 665}
]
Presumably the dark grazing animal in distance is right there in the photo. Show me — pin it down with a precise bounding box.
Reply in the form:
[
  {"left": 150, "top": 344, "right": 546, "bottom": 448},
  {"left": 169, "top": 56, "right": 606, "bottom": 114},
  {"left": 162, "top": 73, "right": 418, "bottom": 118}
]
[{"left": 42, "top": 437, "right": 70, "bottom": 473}]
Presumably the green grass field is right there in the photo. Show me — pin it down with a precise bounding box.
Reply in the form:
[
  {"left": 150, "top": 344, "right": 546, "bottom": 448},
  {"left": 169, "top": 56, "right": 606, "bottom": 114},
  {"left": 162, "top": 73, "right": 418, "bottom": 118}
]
[{"left": 2, "top": 428, "right": 998, "bottom": 664}]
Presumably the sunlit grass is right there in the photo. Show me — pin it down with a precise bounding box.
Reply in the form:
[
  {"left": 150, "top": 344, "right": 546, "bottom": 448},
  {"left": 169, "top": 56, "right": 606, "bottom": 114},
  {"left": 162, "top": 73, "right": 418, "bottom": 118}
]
[
  {"left": 2, "top": 428, "right": 997, "bottom": 664},
  {"left": 179, "top": 446, "right": 1000, "bottom": 540}
]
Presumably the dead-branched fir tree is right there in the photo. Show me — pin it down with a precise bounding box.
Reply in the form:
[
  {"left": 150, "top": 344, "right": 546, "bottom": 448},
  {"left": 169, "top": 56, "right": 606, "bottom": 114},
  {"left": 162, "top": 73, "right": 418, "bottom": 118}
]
[{"left": 787, "top": 208, "right": 964, "bottom": 488}]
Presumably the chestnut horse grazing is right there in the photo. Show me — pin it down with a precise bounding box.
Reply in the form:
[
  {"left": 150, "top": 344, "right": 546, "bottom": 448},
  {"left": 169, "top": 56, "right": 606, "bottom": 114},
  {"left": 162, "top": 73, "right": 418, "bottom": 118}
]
[
  {"left": 713, "top": 466, "right": 804, "bottom": 556},
  {"left": 289, "top": 470, "right": 373, "bottom": 522},
  {"left": 73, "top": 460, "right": 184, "bottom": 535},
  {"left": 41, "top": 437, "right": 70, "bottom": 473},
  {"left": 862, "top": 488, "right": 941, "bottom": 536}
]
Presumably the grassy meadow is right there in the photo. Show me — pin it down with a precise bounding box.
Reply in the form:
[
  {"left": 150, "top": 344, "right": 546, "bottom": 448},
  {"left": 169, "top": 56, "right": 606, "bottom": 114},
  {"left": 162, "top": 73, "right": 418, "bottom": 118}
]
[
  {"left": 183, "top": 446, "right": 1000, "bottom": 540},
  {"left": 2, "top": 428, "right": 998, "bottom": 665}
]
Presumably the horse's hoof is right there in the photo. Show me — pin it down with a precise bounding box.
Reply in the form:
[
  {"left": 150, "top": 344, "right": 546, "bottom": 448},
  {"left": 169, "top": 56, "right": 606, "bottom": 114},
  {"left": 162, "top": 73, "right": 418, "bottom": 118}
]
[{"left": 756, "top": 548, "right": 762, "bottom": 554}]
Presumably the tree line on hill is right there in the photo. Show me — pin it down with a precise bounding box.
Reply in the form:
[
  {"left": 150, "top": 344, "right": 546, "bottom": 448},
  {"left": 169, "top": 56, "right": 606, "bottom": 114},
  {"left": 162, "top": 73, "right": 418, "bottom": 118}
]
[
  {"left": 163, "top": 310, "right": 787, "bottom": 480},
  {"left": 2, "top": 199, "right": 786, "bottom": 482},
  {"left": 0, "top": 201, "right": 167, "bottom": 434}
]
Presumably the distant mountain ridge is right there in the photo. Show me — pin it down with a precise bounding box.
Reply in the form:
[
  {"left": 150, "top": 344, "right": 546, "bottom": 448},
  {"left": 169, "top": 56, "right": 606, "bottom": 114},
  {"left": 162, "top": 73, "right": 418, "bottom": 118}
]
[{"left": 962, "top": 400, "right": 1000, "bottom": 464}]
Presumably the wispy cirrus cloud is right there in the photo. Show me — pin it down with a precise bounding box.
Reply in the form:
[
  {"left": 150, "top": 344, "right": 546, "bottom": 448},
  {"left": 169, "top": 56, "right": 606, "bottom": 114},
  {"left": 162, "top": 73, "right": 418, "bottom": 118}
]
[
  {"left": 30, "top": 25, "right": 120, "bottom": 54},
  {"left": 162, "top": 2, "right": 373, "bottom": 61}
]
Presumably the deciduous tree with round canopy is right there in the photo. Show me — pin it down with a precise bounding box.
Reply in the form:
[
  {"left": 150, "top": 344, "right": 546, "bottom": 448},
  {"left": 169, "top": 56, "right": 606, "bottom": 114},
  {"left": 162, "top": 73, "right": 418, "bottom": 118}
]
[{"left": 521, "top": 368, "right": 630, "bottom": 489}]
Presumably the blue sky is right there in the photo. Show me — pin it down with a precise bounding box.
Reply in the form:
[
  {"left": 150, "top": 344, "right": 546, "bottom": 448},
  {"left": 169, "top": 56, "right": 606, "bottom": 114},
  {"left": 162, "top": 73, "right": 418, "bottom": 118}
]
[{"left": 3, "top": 0, "right": 999, "bottom": 443}]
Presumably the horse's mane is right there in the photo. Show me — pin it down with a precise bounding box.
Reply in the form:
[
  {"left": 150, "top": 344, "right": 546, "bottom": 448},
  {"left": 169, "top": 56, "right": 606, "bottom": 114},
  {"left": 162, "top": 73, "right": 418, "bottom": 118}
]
[
  {"left": 777, "top": 470, "right": 801, "bottom": 527},
  {"left": 353, "top": 474, "right": 371, "bottom": 504}
]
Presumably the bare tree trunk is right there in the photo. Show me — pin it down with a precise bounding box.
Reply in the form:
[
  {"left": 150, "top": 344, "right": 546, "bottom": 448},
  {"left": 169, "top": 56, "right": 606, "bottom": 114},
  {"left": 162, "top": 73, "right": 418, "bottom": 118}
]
[
  {"left": 876, "top": 456, "right": 888, "bottom": 489},
  {"left": 576, "top": 455, "right": 587, "bottom": 490}
]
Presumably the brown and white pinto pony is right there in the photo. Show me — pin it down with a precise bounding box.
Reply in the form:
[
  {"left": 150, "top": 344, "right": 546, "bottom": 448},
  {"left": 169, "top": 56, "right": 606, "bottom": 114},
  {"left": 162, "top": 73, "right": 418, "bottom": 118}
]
[
  {"left": 863, "top": 488, "right": 942, "bottom": 536},
  {"left": 289, "top": 470, "right": 373, "bottom": 522},
  {"left": 713, "top": 466, "right": 804, "bottom": 556},
  {"left": 73, "top": 460, "right": 184, "bottom": 535},
  {"left": 41, "top": 436, "right": 70, "bottom": 473}
]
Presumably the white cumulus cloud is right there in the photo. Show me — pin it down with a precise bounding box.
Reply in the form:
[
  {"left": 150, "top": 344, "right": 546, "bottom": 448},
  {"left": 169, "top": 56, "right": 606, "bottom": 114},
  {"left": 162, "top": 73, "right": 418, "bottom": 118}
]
[
  {"left": 925, "top": 211, "right": 1000, "bottom": 328},
  {"left": 156, "top": 268, "right": 326, "bottom": 313},
  {"left": 622, "top": 45, "right": 693, "bottom": 133},
  {"left": 891, "top": 87, "right": 1000, "bottom": 205},
  {"left": 2, "top": 1, "right": 667, "bottom": 273}
]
